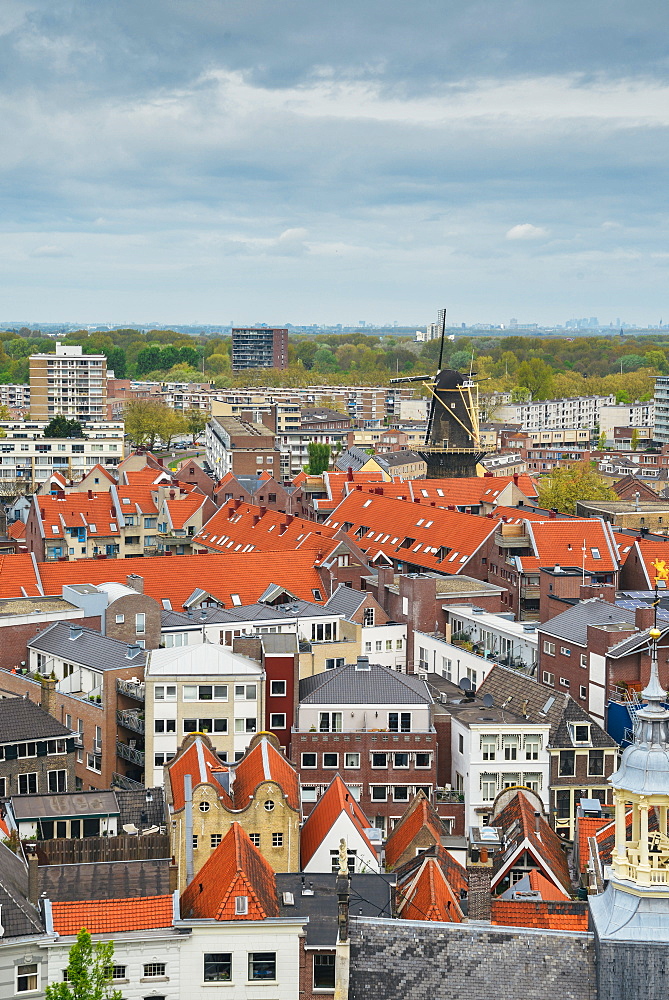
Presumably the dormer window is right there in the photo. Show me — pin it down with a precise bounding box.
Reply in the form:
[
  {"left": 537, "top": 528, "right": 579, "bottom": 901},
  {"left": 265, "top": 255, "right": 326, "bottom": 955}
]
[{"left": 570, "top": 722, "right": 591, "bottom": 745}]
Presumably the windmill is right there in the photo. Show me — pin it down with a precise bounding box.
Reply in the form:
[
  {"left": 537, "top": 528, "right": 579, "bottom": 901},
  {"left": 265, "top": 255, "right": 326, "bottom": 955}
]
[{"left": 390, "top": 308, "right": 488, "bottom": 478}]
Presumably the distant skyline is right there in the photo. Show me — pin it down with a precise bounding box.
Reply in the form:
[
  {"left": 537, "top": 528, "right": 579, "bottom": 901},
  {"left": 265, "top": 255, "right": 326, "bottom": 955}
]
[{"left": 2, "top": 2, "right": 669, "bottom": 324}]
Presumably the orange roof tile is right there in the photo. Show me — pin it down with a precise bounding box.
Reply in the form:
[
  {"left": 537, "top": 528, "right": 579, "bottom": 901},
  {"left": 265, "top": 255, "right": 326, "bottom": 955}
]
[
  {"left": 181, "top": 823, "right": 278, "bottom": 920},
  {"left": 491, "top": 898, "right": 588, "bottom": 931},
  {"left": 398, "top": 857, "right": 464, "bottom": 923},
  {"left": 576, "top": 816, "right": 611, "bottom": 874},
  {"left": 300, "top": 775, "right": 375, "bottom": 869},
  {"left": 36, "top": 493, "right": 121, "bottom": 539},
  {"left": 123, "top": 467, "right": 172, "bottom": 486},
  {"left": 629, "top": 537, "right": 669, "bottom": 589},
  {"left": 163, "top": 493, "right": 209, "bottom": 530},
  {"left": 323, "top": 491, "right": 497, "bottom": 574},
  {"left": 114, "top": 485, "right": 159, "bottom": 515},
  {"left": 167, "top": 736, "right": 231, "bottom": 812},
  {"left": 32, "top": 547, "right": 327, "bottom": 609},
  {"left": 233, "top": 737, "right": 300, "bottom": 812},
  {"left": 527, "top": 518, "right": 619, "bottom": 574},
  {"left": 384, "top": 793, "right": 444, "bottom": 870},
  {"left": 526, "top": 869, "right": 571, "bottom": 900},
  {"left": 195, "top": 504, "right": 337, "bottom": 555},
  {"left": 493, "top": 791, "right": 571, "bottom": 894},
  {"left": 0, "top": 553, "right": 42, "bottom": 597},
  {"left": 7, "top": 521, "right": 25, "bottom": 541},
  {"left": 51, "top": 896, "right": 173, "bottom": 935}
]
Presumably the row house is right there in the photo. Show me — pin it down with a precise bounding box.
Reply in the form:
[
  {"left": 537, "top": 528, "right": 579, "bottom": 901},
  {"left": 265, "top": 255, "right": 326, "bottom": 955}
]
[
  {"left": 299, "top": 773, "right": 381, "bottom": 874},
  {"left": 213, "top": 470, "right": 293, "bottom": 511},
  {"left": 291, "top": 659, "right": 442, "bottom": 837}
]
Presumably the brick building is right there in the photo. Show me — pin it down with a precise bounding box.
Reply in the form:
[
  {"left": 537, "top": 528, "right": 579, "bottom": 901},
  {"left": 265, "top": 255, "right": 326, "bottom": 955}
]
[{"left": 0, "top": 697, "right": 76, "bottom": 799}]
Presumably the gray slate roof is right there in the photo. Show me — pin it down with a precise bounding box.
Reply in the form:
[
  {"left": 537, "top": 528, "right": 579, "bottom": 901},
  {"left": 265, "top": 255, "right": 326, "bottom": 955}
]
[
  {"left": 540, "top": 599, "right": 639, "bottom": 645},
  {"left": 275, "top": 873, "right": 395, "bottom": 946},
  {"left": 376, "top": 450, "right": 425, "bottom": 468},
  {"left": 335, "top": 446, "right": 371, "bottom": 473},
  {"left": 39, "top": 858, "right": 171, "bottom": 902},
  {"left": 11, "top": 790, "right": 119, "bottom": 821},
  {"left": 299, "top": 663, "right": 432, "bottom": 705},
  {"left": 0, "top": 843, "right": 43, "bottom": 938},
  {"left": 324, "top": 585, "right": 366, "bottom": 619},
  {"left": 116, "top": 787, "right": 167, "bottom": 830},
  {"left": 0, "top": 697, "right": 72, "bottom": 744},
  {"left": 28, "top": 622, "right": 146, "bottom": 672}
]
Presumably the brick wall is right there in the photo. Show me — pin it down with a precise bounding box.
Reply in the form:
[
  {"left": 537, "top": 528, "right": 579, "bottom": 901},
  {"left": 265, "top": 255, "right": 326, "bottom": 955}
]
[
  {"left": 349, "top": 916, "right": 595, "bottom": 1000},
  {"left": 0, "top": 615, "right": 101, "bottom": 672},
  {"left": 105, "top": 593, "right": 162, "bottom": 648}
]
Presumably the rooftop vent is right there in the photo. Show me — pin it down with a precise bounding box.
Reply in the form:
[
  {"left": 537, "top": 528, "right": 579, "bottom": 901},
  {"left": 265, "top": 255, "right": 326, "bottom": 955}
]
[
  {"left": 355, "top": 656, "right": 371, "bottom": 671},
  {"left": 69, "top": 625, "right": 83, "bottom": 641}
]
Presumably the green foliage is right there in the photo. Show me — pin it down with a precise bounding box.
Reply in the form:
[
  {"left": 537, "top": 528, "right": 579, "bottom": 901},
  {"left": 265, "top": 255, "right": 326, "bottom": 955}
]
[
  {"left": 183, "top": 408, "right": 208, "bottom": 444},
  {"left": 123, "top": 399, "right": 179, "bottom": 450},
  {"left": 537, "top": 461, "right": 617, "bottom": 516},
  {"left": 307, "top": 442, "right": 331, "bottom": 475},
  {"left": 44, "top": 417, "right": 84, "bottom": 438},
  {"left": 631, "top": 428, "right": 640, "bottom": 451},
  {"left": 45, "top": 929, "right": 123, "bottom": 1000}
]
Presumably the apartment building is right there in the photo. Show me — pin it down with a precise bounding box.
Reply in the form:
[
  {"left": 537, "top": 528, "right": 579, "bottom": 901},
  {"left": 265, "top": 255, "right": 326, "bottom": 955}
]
[
  {"left": 205, "top": 415, "right": 280, "bottom": 479},
  {"left": 0, "top": 383, "right": 30, "bottom": 415},
  {"left": 231, "top": 327, "right": 288, "bottom": 370},
  {"left": 29, "top": 342, "right": 107, "bottom": 422},
  {"left": 0, "top": 420, "right": 124, "bottom": 489},
  {"left": 497, "top": 394, "right": 616, "bottom": 430}
]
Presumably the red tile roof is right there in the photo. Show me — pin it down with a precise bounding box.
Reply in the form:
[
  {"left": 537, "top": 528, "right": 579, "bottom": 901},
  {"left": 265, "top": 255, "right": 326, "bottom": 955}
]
[
  {"left": 167, "top": 736, "right": 231, "bottom": 812},
  {"left": 36, "top": 493, "right": 121, "bottom": 539},
  {"left": 180, "top": 823, "right": 278, "bottom": 920},
  {"left": 323, "top": 491, "right": 497, "bottom": 574},
  {"left": 30, "top": 548, "right": 327, "bottom": 609},
  {"left": 526, "top": 518, "right": 619, "bottom": 574},
  {"left": 51, "top": 896, "right": 173, "bottom": 935},
  {"left": 163, "top": 492, "right": 210, "bottom": 530},
  {"left": 0, "top": 554, "right": 42, "bottom": 597},
  {"left": 398, "top": 857, "right": 464, "bottom": 923},
  {"left": 491, "top": 898, "right": 588, "bottom": 931},
  {"left": 123, "top": 467, "right": 172, "bottom": 486},
  {"left": 492, "top": 791, "right": 571, "bottom": 894},
  {"left": 114, "top": 485, "right": 159, "bottom": 515},
  {"left": 7, "top": 521, "right": 25, "bottom": 542},
  {"left": 195, "top": 504, "right": 337, "bottom": 554},
  {"left": 300, "top": 775, "right": 375, "bottom": 869},
  {"left": 525, "top": 869, "right": 571, "bottom": 900},
  {"left": 384, "top": 792, "right": 445, "bottom": 870},
  {"left": 233, "top": 737, "right": 300, "bottom": 812},
  {"left": 576, "top": 816, "right": 611, "bottom": 874}
]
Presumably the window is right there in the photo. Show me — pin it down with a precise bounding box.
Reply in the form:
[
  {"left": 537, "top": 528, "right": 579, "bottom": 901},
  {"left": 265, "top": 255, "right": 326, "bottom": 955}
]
[
  {"left": 154, "top": 685, "right": 176, "bottom": 701},
  {"left": 143, "top": 963, "right": 166, "bottom": 978},
  {"left": 235, "top": 895, "right": 248, "bottom": 914},
  {"left": 154, "top": 719, "right": 176, "bottom": 733},
  {"left": 48, "top": 769, "right": 67, "bottom": 793},
  {"left": 371, "top": 786, "right": 387, "bottom": 801},
  {"left": 234, "top": 718, "right": 257, "bottom": 734},
  {"left": 319, "top": 712, "right": 342, "bottom": 733},
  {"left": 110, "top": 966, "right": 126, "bottom": 980},
  {"left": 396, "top": 638, "right": 403, "bottom": 649},
  {"left": 270, "top": 713, "right": 286, "bottom": 729},
  {"left": 363, "top": 608, "right": 375, "bottom": 626},
  {"left": 559, "top": 677, "right": 570, "bottom": 688},
  {"left": 264, "top": 800, "right": 275, "bottom": 812},
  {"left": 559, "top": 750, "right": 575, "bottom": 776},
  {"left": 272, "top": 832, "right": 283, "bottom": 847},
  {"left": 371, "top": 752, "right": 387, "bottom": 767},
  {"left": 204, "top": 954, "right": 232, "bottom": 983},
  {"left": 199, "top": 801, "right": 210, "bottom": 813},
  {"left": 115, "top": 614, "right": 125, "bottom": 624},
  {"left": 301, "top": 752, "right": 317, "bottom": 768},
  {"left": 542, "top": 671, "right": 555, "bottom": 686},
  {"left": 523, "top": 773, "right": 541, "bottom": 792},
  {"left": 572, "top": 723, "right": 591, "bottom": 744},
  {"left": 345, "top": 752, "right": 360, "bottom": 768},
  {"left": 249, "top": 833, "right": 260, "bottom": 846},
  {"left": 184, "top": 684, "right": 227, "bottom": 701},
  {"left": 386, "top": 639, "right": 393, "bottom": 651},
  {"left": 393, "top": 752, "right": 409, "bottom": 768},
  {"left": 17, "top": 964, "right": 38, "bottom": 993},
  {"left": 314, "top": 953, "right": 336, "bottom": 990},
  {"left": 591, "top": 547, "right": 601, "bottom": 559},
  {"left": 481, "top": 775, "right": 497, "bottom": 801},
  {"left": 580, "top": 685, "right": 587, "bottom": 700},
  {"left": 210, "top": 833, "right": 223, "bottom": 849},
  {"left": 589, "top": 750, "right": 605, "bottom": 776},
  {"left": 325, "top": 657, "right": 345, "bottom": 670},
  {"left": 270, "top": 680, "right": 286, "bottom": 696},
  {"left": 323, "top": 753, "right": 339, "bottom": 768},
  {"left": 580, "top": 654, "right": 587, "bottom": 668},
  {"left": 184, "top": 718, "right": 224, "bottom": 734},
  {"left": 365, "top": 642, "right": 372, "bottom": 652},
  {"left": 543, "top": 641, "right": 555, "bottom": 655},
  {"left": 18, "top": 773, "right": 37, "bottom": 795},
  {"left": 556, "top": 789, "right": 571, "bottom": 819},
  {"left": 481, "top": 736, "right": 497, "bottom": 761},
  {"left": 503, "top": 735, "right": 519, "bottom": 761},
  {"left": 388, "top": 712, "right": 411, "bottom": 733},
  {"left": 560, "top": 646, "right": 571, "bottom": 656},
  {"left": 415, "top": 752, "right": 431, "bottom": 768},
  {"left": 525, "top": 736, "right": 541, "bottom": 761},
  {"left": 393, "top": 786, "right": 409, "bottom": 801},
  {"left": 235, "top": 683, "right": 257, "bottom": 700},
  {"left": 248, "top": 953, "right": 276, "bottom": 981}
]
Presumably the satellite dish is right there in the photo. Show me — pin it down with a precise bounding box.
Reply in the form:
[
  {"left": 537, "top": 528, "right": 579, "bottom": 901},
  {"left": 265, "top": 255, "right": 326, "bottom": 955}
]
[
  {"left": 459, "top": 677, "right": 472, "bottom": 692},
  {"left": 482, "top": 693, "right": 494, "bottom": 708}
]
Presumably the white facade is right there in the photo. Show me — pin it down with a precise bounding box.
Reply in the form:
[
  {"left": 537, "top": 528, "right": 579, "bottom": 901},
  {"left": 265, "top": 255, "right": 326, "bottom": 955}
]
[
  {"left": 450, "top": 717, "right": 550, "bottom": 828},
  {"left": 296, "top": 700, "right": 432, "bottom": 734},
  {"left": 303, "top": 811, "right": 380, "bottom": 874},
  {"left": 413, "top": 631, "right": 496, "bottom": 689},
  {"left": 361, "top": 623, "right": 407, "bottom": 669},
  {"left": 145, "top": 644, "right": 264, "bottom": 785},
  {"left": 443, "top": 607, "right": 539, "bottom": 672},
  {"left": 30, "top": 343, "right": 107, "bottom": 423},
  {"left": 0, "top": 421, "right": 124, "bottom": 484},
  {"left": 496, "top": 394, "right": 616, "bottom": 431},
  {"left": 599, "top": 402, "right": 654, "bottom": 442}
]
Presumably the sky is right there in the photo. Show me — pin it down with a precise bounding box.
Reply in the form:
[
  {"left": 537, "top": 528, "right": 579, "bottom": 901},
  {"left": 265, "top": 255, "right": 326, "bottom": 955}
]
[{"left": 2, "top": 1, "right": 669, "bottom": 327}]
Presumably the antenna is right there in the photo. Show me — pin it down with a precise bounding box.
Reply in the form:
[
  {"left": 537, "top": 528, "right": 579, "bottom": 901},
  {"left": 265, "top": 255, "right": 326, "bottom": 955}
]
[
  {"left": 482, "top": 693, "right": 494, "bottom": 709},
  {"left": 459, "top": 677, "right": 472, "bottom": 693}
]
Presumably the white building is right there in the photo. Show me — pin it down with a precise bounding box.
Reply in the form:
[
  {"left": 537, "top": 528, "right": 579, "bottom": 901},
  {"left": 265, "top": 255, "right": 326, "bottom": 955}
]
[
  {"left": 145, "top": 643, "right": 265, "bottom": 785},
  {"left": 0, "top": 420, "right": 124, "bottom": 486},
  {"left": 496, "top": 394, "right": 616, "bottom": 431},
  {"left": 29, "top": 342, "right": 107, "bottom": 423},
  {"left": 599, "top": 401, "right": 654, "bottom": 443}
]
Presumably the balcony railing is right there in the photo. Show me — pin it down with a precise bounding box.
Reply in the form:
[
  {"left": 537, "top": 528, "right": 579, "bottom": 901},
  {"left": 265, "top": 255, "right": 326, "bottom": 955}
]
[
  {"left": 116, "top": 709, "right": 145, "bottom": 734},
  {"left": 116, "top": 740, "right": 145, "bottom": 766},
  {"left": 116, "top": 679, "right": 145, "bottom": 701}
]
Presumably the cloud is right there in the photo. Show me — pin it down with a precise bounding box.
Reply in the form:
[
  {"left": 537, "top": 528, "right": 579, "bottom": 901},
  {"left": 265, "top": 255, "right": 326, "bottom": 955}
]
[
  {"left": 505, "top": 224, "right": 549, "bottom": 241},
  {"left": 29, "top": 244, "right": 72, "bottom": 258}
]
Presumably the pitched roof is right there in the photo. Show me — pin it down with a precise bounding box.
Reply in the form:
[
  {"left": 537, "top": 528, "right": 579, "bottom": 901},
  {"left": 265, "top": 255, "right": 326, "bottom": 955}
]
[
  {"left": 114, "top": 484, "right": 159, "bottom": 515},
  {"left": 35, "top": 493, "right": 121, "bottom": 539},
  {"left": 384, "top": 792, "right": 445, "bottom": 870},
  {"left": 28, "top": 621, "right": 146, "bottom": 672},
  {"left": 194, "top": 504, "right": 337, "bottom": 555},
  {"left": 233, "top": 737, "right": 300, "bottom": 812},
  {"left": 7, "top": 520, "right": 26, "bottom": 542},
  {"left": 491, "top": 897, "right": 587, "bottom": 931},
  {"left": 323, "top": 584, "right": 367, "bottom": 619},
  {"left": 180, "top": 823, "right": 279, "bottom": 920},
  {"left": 613, "top": 475, "right": 659, "bottom": 501},
  {"left": 0, "top": 553, "right": 42, "bottom": 597},
  {"left": 576, "top": 816, "right": 611, "bottom": 874},
  {"left": 492, "top": 791, "right": 571, "bottom": 894},
  {"left": 397, "top": 856, "right": 464, "bottom": 923},
  {"left": 525, "top": 518, "right": 619, "bottom": 574},
  {"left": 50, "top": 895, "right": 174, "bottom": 935},
  {"left": 166, "top": 736, "right": 231, "bottom": 812},
  {"left": 163, "top": 492, "right": 209, "bottom": 530},
  {"left": 299, "top": 662, "right": 432, "bottom": 706},
  {"left": 323, "top": 490, "right": 497, "bottom": 574},
  {"left": 627, "top": 537, "right": 669, "bottom": 589},
  {"left": 0, "top": 843, "right": 43, "bottom": 938},
  {"left": 39, "top": 859, "right": 171, "bottom": 901},
  {"left": 0, "top": 697, "right": 72, "bottom": 743},
  {"left": 539, "top": 598, "right": 638, "bottom": 646},
  {"left": 300, "top": 775, "right": 376, "bottom": 869},
  {"left": 393, "top": 844, "right": 468, "bottom": 896}
]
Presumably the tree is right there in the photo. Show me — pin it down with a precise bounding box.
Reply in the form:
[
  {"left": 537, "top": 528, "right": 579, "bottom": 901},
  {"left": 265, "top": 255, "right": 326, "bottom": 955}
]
[
  {"left": 184, "top": 408, "right": 208, "bottom": 444},
  {"left": 160, "top": 408, "right": 188, "bottom": 448},
  {"left": 597, "top": 431, "right": 607, "bottom": 450},
  {"left": 631, "top": 428, "right": 640, "bottom": 452},
  {"left": 45, "top": 928, "right": 123, "bottom": 1000},
  {"left": 135, "top": 346, "right": 163, "bottom": 377},
  {"left": 307, "top": 442, "right": 331, "bottom": 475},
  {"left": 123, "top": 398, "right": 170, "bottom": 449},
  {"left": 537, "top": 461, "right": 617, "bottom": 516},
  {"left": 44, "top": 417, "right": 84, "bottom": 438}
]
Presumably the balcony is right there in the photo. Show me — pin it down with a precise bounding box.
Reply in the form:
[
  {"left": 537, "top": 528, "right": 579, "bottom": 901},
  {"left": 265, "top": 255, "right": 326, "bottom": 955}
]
[
  {"left": 116, "top": 678, "right": 145, "bottom": 701},
  {"left": 495, "top": 525, "right": 531, "bottom": 549},
  {"left": 116, "top": 709, "right": 145, "bottom": 734},
  {"left": 116, "top": 740, "right": 145, "bottom": 766}
]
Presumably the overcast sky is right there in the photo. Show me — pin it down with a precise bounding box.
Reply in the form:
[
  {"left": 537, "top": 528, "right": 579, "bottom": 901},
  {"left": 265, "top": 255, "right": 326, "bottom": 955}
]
[{"left": 2, "top": 1, "right": 669, "bottom": 327}]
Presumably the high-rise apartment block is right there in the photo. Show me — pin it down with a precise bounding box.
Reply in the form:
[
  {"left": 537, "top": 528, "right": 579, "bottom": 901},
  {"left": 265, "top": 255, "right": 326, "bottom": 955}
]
[
  {"left": 231, "top": 327, "right": 288, "bottom": 371},
  {"left": 654, "top": 376, "right": 669, "bottom": 446},
  {"left": 29, "top": 343, "right": 107, "bottom": 422}
]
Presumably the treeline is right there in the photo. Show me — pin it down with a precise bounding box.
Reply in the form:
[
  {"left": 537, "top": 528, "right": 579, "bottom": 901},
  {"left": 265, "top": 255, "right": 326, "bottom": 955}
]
[{"left": 3, "top": 327, "right": 669, "bottom": 400}]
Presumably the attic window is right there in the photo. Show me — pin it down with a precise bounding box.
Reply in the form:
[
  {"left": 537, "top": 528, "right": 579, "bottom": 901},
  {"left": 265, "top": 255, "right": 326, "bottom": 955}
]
[
  {"left": 424, "top": 520, "right": 433, "bottom": 528},
  {"left": 89, "top": 524, "right": 97, "bottom": 533},
  {"left": 230, "top": 594, "right": 241, "bottom": 606},
  {"left": 110, "top": 523, "right": 117, "bottom": 531},
  {"left": 416, "top": 519, "right": 424, "bottom": 526},
  {"left": 591, "top": 548, "right": 601, "bottom": 559},
  {"left": 436, "top": 489, "right": 444, "bottom": 497},
  {"left": 51, "top": 525, "right": 59, "bottom": 533},
  {"left": 363, "top": 499, "right": 372, "bottom": 507},
  {"left": 312, "top": 589, "right": 323, "bottom": 601},
  {"left": 570, "top": 722, "right": 591, "bottom": 745},
  {"left": 235, "top": 895, "right": 248, "bottom": 915},
  {"left": 421, "top": 490, "right": 429, "bottom": 498},
  {"left": 162, "top": 599, "right": 172, "bottom": 610},
  {"left": 123, "top": 498, "right": 130, "bottom": 503}
]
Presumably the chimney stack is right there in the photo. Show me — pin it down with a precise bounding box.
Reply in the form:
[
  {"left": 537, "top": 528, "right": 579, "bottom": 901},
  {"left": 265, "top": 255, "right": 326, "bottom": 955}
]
[
  {"left": 126, "top": 574, "right": 144, "bottom": 594},
  {"left": 27, "top": 850, "right": 39, "bottom": 906},
  {"left": 40, "top": 676, "right": 56, "bottom": 718}
]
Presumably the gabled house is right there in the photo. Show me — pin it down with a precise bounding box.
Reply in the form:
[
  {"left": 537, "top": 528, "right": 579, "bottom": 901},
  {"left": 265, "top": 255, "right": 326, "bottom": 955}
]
[
  {"left": 0, "top": 697, "right": 76, "bottom": 801},
  {"left": 395, "top": 854, "right": 465, "bottom": 923},
  {"left": 384, "top": 791, "right": 446, "bottom": 870},
  {"left": 300, "top": 774, "right": 380, "bottom": 874},
  {"left": 489, "top": 790, "right": 571, "bottom": 896}
]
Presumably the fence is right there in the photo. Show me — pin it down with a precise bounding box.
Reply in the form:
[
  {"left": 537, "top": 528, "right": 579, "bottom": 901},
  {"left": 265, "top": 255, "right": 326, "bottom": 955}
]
[{"left": 31, "top": 833, "right": 170, "bottom": 865}]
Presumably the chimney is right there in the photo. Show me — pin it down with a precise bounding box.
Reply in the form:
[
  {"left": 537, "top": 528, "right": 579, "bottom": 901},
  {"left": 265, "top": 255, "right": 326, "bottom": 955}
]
[
  {"left": 169, "top": 860, "right": 179, "bottom": 893},
  {"left": 69, "top": 625, "right": 83, "bottom": 641},
  {"left": 635, "top": 605, "right": 655, "bottom": 631},
  {"left": 513, "top": 473, "right": 519, "bottom": 485},
  {"left": 534, "top": 811, "right": 541, "bottom": 834},
  {"left": 549, "top": 509, "right": 557, "bottom": 519},
  {"left": 347, "top": 466, "right": 354, "bottom": 482},
  {"left": 126, "top": 643, "right": 142, "bottom": 658},
  {"left": 170, "top": 490, "right": 175, "bottom": 499},
  {"left": 87, "top": 490, "right": 93, "bottom": 499},
  {"left": 126, "top": 573, "right": 144, "bottom": 594},
  {"left": 40, "top": 676, "right": 56, "bottom": 717},
  {"left": 466, "top": 849, "right": 492, "bottom": 921},
  {"left": 27, "top": 850, "right": 39, "bottom": 906}
]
